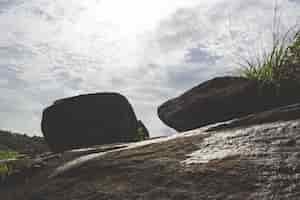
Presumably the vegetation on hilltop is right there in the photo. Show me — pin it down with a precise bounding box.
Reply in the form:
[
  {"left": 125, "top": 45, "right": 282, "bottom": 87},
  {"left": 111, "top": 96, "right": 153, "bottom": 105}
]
[
  {"left": 0, "top": 130, "right": 49, "bottom": 181},
  {"left": 0, "top": 130, "right": 49, "bottom": 155}
]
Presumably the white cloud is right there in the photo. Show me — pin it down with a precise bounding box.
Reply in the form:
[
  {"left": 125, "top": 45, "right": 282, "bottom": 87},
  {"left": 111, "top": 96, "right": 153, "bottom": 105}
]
[{"left": 0, "top": 0, "right": 299, "bottom": 136}]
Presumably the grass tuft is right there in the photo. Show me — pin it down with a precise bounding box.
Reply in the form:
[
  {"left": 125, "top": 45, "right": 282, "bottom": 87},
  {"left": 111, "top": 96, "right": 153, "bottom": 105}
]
[
  {"left": 240, "top": 30, "right": 300, "bottom": 86},
  {"left": 239, "top": 2, "right": 300, "bottom": 87}
]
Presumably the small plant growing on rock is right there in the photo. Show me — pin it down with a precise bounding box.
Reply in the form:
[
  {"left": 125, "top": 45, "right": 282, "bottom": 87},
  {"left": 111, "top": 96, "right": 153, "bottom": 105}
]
[{"left": 134, "top": 120, "right": 150, "bottom": 141}]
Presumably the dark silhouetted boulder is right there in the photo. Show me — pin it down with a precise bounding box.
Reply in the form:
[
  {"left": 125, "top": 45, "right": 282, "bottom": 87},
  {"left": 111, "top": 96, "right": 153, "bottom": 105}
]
[
  {"left": 41, "top": 93, "right": 139, "bottom": 152},
  {"left": 158, "top": 76, "right": 300, "bottom": 132}
]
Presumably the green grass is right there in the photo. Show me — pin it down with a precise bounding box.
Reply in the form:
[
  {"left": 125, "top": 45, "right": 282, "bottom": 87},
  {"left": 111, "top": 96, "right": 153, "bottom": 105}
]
[
  {"left": 0, "top": 150, "right": 20, "bottom": 180},
  {"left": 239, "top": 3, "right": 300, "bottom": 87},
  {"left": 0, "top": 150, "right": 20, "bottom": 160},
  {"left": 240, "top": 31, "right": 300, "bottom": 87},
  {"left": 135, "top": 127, "right": 148, "bottom": 141}
]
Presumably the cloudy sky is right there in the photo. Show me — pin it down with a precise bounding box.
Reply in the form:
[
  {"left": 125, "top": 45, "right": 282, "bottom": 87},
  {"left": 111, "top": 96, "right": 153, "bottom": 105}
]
[{"left": 0, "top": 0, "right": 299, "bottom": 136}]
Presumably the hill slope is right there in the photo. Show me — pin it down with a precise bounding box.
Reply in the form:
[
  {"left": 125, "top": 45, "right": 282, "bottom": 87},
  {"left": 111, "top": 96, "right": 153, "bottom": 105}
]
[{"left": 0, "top": 130, "right": 49, "bottom": 155}]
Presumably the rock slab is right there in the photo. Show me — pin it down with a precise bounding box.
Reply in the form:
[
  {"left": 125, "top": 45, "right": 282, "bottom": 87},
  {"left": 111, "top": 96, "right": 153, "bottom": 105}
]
[
  {"left": 158, "top": 76, "right": 300, "bottom": 132},
  {"left": 2, "top": 103, "right": 300, "bottom": 199}
]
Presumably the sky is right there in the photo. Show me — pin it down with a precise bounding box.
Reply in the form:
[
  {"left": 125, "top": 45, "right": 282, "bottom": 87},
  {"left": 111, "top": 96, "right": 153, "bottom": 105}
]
[{"left": 0, "top": 0, "right": 299, "bottom": 137}]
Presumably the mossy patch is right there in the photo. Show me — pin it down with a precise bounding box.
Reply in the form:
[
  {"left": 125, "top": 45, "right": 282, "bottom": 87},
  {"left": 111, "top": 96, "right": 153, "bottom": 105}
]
[
  {"left": 0, "top": 151, "right": 20, "bottom": 160},
  {"left": 0, "top": 150, "right": 21, "bottom": 181}
]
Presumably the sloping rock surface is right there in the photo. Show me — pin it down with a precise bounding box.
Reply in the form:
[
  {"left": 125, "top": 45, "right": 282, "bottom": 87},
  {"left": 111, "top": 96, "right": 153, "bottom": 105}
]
[
  {"left": 2, "top": 103, "right": 300, "bottom": 200},
  {"left": 41, "top": 93, "right": 139, "bottom": 152},
  {"left": 158, "top": 76, "right": 300, "bottom": 132}
]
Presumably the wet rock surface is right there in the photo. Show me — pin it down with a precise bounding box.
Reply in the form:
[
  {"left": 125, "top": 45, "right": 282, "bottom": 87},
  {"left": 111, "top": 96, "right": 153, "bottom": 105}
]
[
  {"left": 2, "top": 103, "right": 300, "bottom": 199},
  {"left": 42, "top": 92, "right": 139, "bottom": 152},
  {"left": 158, "top": 76, "right": 300, "bottom": 132}
]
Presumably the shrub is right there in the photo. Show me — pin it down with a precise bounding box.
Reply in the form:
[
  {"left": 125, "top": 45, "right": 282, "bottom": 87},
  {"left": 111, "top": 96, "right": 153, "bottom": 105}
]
[{"left": 134, "top": 120, "right": 150, "bottom": 141}]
